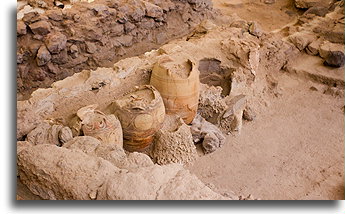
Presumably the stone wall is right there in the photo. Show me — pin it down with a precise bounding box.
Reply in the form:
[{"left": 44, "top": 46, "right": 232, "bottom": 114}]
[{"left": 17, "top": 0, "right": 213, "bottom": 96}]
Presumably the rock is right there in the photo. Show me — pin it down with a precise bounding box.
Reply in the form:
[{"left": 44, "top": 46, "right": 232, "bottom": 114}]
[
  {"left": 153, "top": 115, "right": 197, "bottom": 165},
  {"left": 28, "top": 42, "right": 42, "bottom": 55},
  {"left": 73, "top": 14, "right": 80, "bottom": 22},
  {"left": 26, "top": 121, "right": 67, "bottom": 146},
  {"left": 29, "top": 20, "right": 51, "bottom": 35},
  {"left": 221, "top": 37, "right": 260, "bottom": 76},
  {"left": 230, "top": 20, "right": 249, "bottom": 30},
  {"left": 46, "top": 62, "right": 59, "bottom": 75},
  {"left": 17, "top": 52, "right": 23, "bottom": 64},
  {"left": 124, "top": 152, "right": 154, "bottom": 169},
  {"left": 116, "top": 35, "right": 133, "bottom": 47},
  {"left": 304, "top": 6, "right": 328, "bottom": 17},
  {"left": 36, "top": 45, "right": 51, "bottom": 66},
  {"left": 51, "top": 49, "right": 69, "bottom": 65},
  {"left": 144, "top": 2, "right": 163, "bottom": 18},
  {"left": 239, "top": 194, "right": 259, "bottom": 200},
  {"left": 92, "top": 143, "right": 153, "bottom": 170},
  {"left": 263, "top": 0, "right": 275, "bottom": 4},
  {"left": 288, "top": 31, "right": 317, "bottom": 51},
  {"left": 22, "top": 11, "right": 39, "bottom": 23},
  {"left": 306, "top": 38, "right": 323, "bottom": 56},
  {"left": 64, "top": 136, "right": 102, "bottom": 154},
  {"left": 17, "top": 144, "right": 229, "bottom": 200},
  {"left": 69, "top": 44, "right": 78, "bottom": 53},
  {"left": 222, "top": 95, "right": 247, "bottom": 133},
  {"left": 90, "top": 4, "right": 109, "bottom": 15},
  {"left": 323, "top": 86, "right": 344, "bottom": 97},
  {"left": 69, "top": 44, "right": 79, "bottom": 58},
  {"left": 309, "top": 86, "right": 319, "bottom": 91},
  {"left": 324, "top": 51, "right": 344, "bottom": 68},
  {"left": 46, "top": 9, "right": 63, "bottom": 21},
  {"left": 248, "top": 21, "right": 262, "bottom": 37},
  {"left": 243, "top": 106, "right": 256, "bottom": 121},
  {"left": 110, "top": 23, "right": 124, "bottom": 36},
  {"left": 17, "top": 20, "right": 27, "bottom": 35},
  {"left": 140, "top": 18, "right": 155, "bottom": 29},
  {"left": 223, "top": 0, "right": 243, "bottom": 8},
  {"left": 94, "top": 143, "right": 128, "bottom": 167},
  {"left": 17, "top": 144, "right": 120, "bottom": 200},
  {"left": 28, "top": 0, "right": 50, "bottom": 8},
  {"left": 124, "top": 22, "right": 135, "bottom": 33},
  {"left": 58, "top": 127, "right": 73, "bottom": 145},
  {"left": 324, "top": 23, "right": 344, "bottom": 44},
  {"left": 45, "top": 32, "right": 67, "bottom": 54},
  {"left": 85, "top": 41, "right": 97, "bottom": 54},
  {"left": 190, "top": 114, "right": 226, "bottom": 154},
  {"left": 198, "top": 84, "right": 228, "bottom": 125},
  {"left": 17, "top": 5, "right": 45, "bottom": 20},
  {"left": 54, "top": 1, "right": 64, "bottom": 8},
  {"left": 319, "top": 41, "right": 344, "bottom": 59},
  {"left": 17, "top": 1, "right": 29, "bottom": 12},
  {"left": 295, "top": 0, "right": 332, "bottom": 9}
]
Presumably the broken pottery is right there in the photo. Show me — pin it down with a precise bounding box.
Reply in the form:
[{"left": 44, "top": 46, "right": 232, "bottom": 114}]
[
  {"left": 76, "top": 104, "right": 123, "bottom": 147},
  {"left": 150, "top": 54, "right": 200, "bottom": 124},
  {"left": 113, "top": 85, "right": 165, "bottom": 152}
]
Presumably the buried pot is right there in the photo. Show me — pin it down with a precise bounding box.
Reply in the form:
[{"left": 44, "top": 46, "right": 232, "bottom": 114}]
[
  {"left": 75, "top": 104, "right": 123, "bottom": 147},
  {"left": 113, "top": 85, "right": 165, "bottom": 152},
  {"left": 150, "top": 54, "right": 200, "bottom": 124}
]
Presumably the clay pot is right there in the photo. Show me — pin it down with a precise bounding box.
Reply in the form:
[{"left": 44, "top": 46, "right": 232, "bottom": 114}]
[
  {"left": 150, "top": 55, "right": 200, "bottom": 124},
  {"left": 113, "top": 85, "right": 165, "bottom": 152},
  {"left": 76, "top": 105, "right": 123, "bottom": 147}
]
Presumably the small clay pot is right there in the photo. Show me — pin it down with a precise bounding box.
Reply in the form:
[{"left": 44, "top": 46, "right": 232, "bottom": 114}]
[{"left": 77, "top": 105, "right": 123, "bottom": 147}]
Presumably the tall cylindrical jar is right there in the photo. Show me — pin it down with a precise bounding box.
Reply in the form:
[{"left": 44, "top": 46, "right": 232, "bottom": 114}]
[{"left": 150, "top": 55, "right": 200, "bottom": 124}]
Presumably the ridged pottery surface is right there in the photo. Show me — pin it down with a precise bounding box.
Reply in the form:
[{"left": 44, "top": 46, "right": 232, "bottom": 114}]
[
  {"left": 76, "top": 105, "right": 123, "bottom": 147},
  {"left": 113, "top": 85, "right": 165, "bottom": 152},
  {"left": 150, "top": 55, "right": 200, "bottom": 124}
]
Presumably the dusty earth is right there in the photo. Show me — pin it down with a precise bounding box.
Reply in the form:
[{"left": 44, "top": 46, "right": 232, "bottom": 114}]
[
  {"left": 16, "top": 0, "right": 344, "bottom": 200},
  {"left": 186, "top": 0, "right": 344, "bottom": 200},
  {"left": 213, "top": 0, "right": 303, "bottom": 31},
  {"left": 188, "top": 71, "right": 344, "bottom": 200}
]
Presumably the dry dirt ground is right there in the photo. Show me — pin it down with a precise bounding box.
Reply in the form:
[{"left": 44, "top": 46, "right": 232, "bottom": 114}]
[
  {"left": 212, "top": 0, "right": 302, "bottom": 31},
  {"left": 188, "top": 71, "right": 344, "bottom": 200},
  {"left": 187, "top": 0, "right": 344, "bottom": 200}
]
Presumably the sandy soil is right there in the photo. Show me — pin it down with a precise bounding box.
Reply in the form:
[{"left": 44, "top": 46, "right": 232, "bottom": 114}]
[
  {"left": 184, "top": 0, "right": 344, "bottom": 200},
  {"left": 213, "top": 0, "right": 302, "bottom": 31},
  {"left": 188, "top": 71, "right": 344, "bottom": 200}
]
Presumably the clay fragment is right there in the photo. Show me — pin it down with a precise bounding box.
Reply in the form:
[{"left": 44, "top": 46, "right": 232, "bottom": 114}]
[{"left": 190, "top": 114, "right": 226, "bottom": 154}]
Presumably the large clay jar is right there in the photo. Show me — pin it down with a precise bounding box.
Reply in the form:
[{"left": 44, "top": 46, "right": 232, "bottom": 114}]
[
  {"left": 113, "top": 85, "right": 165, "bottom": 152},
  {"left": 150, "top": 55, "right": 200, "bottom": 124},
  {"left": 76, "top": 104, "right": 123, "bottom": 147}
]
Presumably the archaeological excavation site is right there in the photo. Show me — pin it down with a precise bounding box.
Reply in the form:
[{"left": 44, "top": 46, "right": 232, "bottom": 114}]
[{"left": 16, "top": 0, "right": 344, "bottom": 200}]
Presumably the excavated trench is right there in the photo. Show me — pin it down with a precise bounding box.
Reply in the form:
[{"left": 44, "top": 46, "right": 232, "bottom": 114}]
[
  {"left": 17, "top": 0, "right": 214, "bottom": 99},
  {"left": 16, "top": 0, "right": 344, "bottom": 200}
]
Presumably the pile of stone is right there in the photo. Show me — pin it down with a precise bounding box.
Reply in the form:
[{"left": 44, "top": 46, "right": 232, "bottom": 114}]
[
  {"left": 17, "top": 0, "right": 213, "bottom": 96},
  {"left": 288, "top": 0, "right": 344, "bottom": 67}
]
